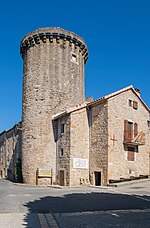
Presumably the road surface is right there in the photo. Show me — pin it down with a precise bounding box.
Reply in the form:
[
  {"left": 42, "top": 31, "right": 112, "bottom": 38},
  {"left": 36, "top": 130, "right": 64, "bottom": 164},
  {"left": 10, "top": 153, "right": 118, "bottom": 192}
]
[{"left": 0, "top": 179, "right": 149, "bottom": 227}]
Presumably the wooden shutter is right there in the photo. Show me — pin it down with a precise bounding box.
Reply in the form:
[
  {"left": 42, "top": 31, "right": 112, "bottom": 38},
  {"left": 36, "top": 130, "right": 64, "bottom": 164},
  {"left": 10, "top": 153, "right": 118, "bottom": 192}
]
[
  {"left": 133, "top": 101, "right": 138, "bottom": 110},
  {"left": 128, "top": 122, "right": 133, "bottom": 141},
  {"left": 128, "top": 147, "right": 135, "bottom": 161},
  {"left": 129, "top": 99, "right": 132, "bottom": 107},
  {"left": 134, "top": 123, "right": 138, "bottom": 138},
  {"left": 124, "top": 120, "right": 128, "bottom": 141}
]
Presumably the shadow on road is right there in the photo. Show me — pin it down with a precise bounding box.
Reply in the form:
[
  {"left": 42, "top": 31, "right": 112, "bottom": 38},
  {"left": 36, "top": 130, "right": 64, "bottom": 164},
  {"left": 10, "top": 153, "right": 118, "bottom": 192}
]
[{"left": 23, "top": 191, "right": 150, "bottom": 227}]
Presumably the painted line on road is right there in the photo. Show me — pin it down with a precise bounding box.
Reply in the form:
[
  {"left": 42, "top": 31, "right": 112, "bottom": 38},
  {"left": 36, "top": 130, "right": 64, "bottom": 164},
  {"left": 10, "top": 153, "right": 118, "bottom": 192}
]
[
  {"left": 38, "top": 213, "right": 49, "bottom": 228},
  {"left": 113, "top": 190, "right": 150, "bottom": 202},
  {"left": 45, "top": 213, "right": 59, "bottom": 227},
  {"left": 56, "top": 208, "right": 150, "bottom": 217},
  {"left": 38, "top": 213, "right": 59, "bottom": 228},
  {"left": 109, "top": 212, "right": 120, "bottom": 217},
  {"left": 135, "top": 195, "right": 150, "bottom": 202}
]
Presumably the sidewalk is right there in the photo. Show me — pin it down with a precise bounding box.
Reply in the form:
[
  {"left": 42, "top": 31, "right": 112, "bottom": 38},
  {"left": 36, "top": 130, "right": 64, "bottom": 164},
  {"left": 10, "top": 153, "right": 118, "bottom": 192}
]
[{"left": 13, "top": 177, "right": 150, "bottom": 189}]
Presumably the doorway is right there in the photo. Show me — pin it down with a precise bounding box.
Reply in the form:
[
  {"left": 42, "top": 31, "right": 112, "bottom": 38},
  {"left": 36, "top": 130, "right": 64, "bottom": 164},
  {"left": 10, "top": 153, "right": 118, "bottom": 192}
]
[
  {"left": 95, "top": 172, "right": 101, "bottom": 186},
  {"left": 59, "top": 170, "right": 65, "bottom": 186}
]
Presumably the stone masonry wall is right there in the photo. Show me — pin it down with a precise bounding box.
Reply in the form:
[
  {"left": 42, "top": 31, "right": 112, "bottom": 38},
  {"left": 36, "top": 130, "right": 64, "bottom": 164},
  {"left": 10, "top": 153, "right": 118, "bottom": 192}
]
[
  {"left": 56, "top": 114, "right": 71, "bottom": 186},
  {"left": 108, "top": 90, "right": 150, "bottom": 181},
  {"left": 70, "top": 107, "right": 89, "bottom": 186},
  {"left": 90, "top": 103, "right": 108, "bottom": 186},
  {"left": 0, "top": 132, "right": 6, "bottom": 179},
  {"left": 0, "top": 123, "right": 22, "bottom": 181}
]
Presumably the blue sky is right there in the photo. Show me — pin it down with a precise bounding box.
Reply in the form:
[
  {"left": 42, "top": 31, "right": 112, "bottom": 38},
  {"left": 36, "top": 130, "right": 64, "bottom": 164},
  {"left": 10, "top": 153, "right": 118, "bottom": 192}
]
[{"left": 0, "top": 0, "right": 150, "bottom": 132}]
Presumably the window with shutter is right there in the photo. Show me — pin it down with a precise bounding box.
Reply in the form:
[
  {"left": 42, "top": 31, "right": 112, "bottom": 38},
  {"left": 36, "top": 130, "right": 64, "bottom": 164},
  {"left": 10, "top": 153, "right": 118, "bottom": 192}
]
[
  {"left": 124, "top": 120, "right": 133, "bottom": 141},
  {"left": 134, "top": 123, "right": 138, "bottom": 138},
  {"left": 129, "top": 99, "right": 132, "bottom": 107},
  {"left": 127, "top": 147, "right": 135, "bottom": 161},
  {"left": 124, "top": 120, "right": 128, "bottom": 141},
  {"left": 133, "top": 101, "right": 138, "bottom": 110},
  {"left": 128, "top": 122, "right": 133, "bottom": 141}
]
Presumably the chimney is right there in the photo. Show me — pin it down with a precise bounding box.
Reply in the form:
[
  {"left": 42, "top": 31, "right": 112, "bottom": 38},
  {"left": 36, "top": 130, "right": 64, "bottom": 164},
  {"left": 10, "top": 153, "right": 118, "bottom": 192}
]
[{"left": 135, "top": 88, "right": 141, "bottom": 96}]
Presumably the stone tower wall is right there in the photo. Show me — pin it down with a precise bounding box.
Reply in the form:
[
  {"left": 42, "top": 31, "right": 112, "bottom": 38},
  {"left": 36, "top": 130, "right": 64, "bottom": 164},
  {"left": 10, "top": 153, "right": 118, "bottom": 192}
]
[{"left": 20, "top": 27, "right": 88, "bottom": 184}]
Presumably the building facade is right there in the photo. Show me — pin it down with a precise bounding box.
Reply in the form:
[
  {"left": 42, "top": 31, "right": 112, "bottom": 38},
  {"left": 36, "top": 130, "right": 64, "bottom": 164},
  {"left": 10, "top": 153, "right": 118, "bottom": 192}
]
[
  {"left": 53, "top": 86, "right": 150, "bottom": 186},
  {"left": 89, "top": 86, "right": 150, "bottom": 186},
  {"left": 0, "top": 122, "right": 22, "bottom": 181},
  {"left": 0, "top": 27, "right": 150, "bottom": 186}
]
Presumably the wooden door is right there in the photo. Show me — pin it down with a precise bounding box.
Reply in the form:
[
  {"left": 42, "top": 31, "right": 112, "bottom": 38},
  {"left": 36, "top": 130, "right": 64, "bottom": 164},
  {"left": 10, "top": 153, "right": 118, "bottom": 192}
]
[
  {"left": 59, "top": 170, "right": 65, "bottom": 186},
  {"left": 95, "top": 172, "right": 101, "bottom": 186}
]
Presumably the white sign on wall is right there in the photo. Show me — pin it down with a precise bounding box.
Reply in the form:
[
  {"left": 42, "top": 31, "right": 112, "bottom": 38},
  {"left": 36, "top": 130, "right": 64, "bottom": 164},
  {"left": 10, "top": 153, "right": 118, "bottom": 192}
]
[{"left": 73, "top": 158, "right": 88, "bottom": 169}]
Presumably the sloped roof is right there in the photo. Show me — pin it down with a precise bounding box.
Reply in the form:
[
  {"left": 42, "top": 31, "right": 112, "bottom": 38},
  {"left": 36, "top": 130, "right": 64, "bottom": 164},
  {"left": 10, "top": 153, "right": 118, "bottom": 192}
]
[
  {"left": 0, "top": 121, "right": 22, "bottom": 136},
  {"left": 88, "top": 85, "right": 150, "bottom": 113},
  {"left": 52, "top": 102, "right": 89, "bottom": 120},
  {"left": 52, "top": 85, "right": 150, "bottom": 120}
]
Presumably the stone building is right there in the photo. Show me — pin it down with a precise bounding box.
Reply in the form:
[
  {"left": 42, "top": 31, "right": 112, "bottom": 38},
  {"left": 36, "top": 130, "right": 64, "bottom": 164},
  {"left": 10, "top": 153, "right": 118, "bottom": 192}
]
[
  {"left": 53, "top": 85, "right": 150, "bottom": 186},
  {"left": 0, "top": 27, "right": 150, "bottom": 186},
  {"left": 52, "top": 102, "right": 90, "bottom": 186},
  {"left": 0, "top": 122, "right": 22, "bottom": 181},
  {"left": 89, "top": 86, "right": 150, "bottom": 185}
]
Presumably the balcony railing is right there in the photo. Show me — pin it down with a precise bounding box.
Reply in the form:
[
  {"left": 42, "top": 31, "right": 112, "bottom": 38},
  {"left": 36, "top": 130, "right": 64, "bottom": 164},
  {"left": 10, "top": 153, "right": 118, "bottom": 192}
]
[{"left": 124, "top": 131, "right": 145, "bottom": 145}]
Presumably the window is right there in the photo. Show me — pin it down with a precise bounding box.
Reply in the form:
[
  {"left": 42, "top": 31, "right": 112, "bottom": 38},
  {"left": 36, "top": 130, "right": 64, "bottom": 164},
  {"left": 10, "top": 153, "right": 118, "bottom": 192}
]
[
  {"left": 61, "top": 123, "right": 64, "bottom": 134},
  {"left": 128, "top": 99, "right": 138, "bottom": 110},
  {"left": 72, "top": 53, "right": 76, "bottom": 61},
  {"left": 124, "top": 120, "right": 138, "bottom": 141},
  {"left": 127, "top": 147, "right": 135, "bottom": 161},
  {"left": 134, "top": 122, "right": 138, "bottom": 138},
  {"left": 60, "top": 148, "right": 64, "bottom": 156},
  {"left": 133, "top": 101, "right": 138, "bottom": 110},
  {"left": 129, "top": 99, "right": 132, "bottom": 107},
  {"left": 127, "top": 122, "right": 133, "bottom": 140},
  {"left": 72, "top": 53, "right": 77, "bottom": 63}
]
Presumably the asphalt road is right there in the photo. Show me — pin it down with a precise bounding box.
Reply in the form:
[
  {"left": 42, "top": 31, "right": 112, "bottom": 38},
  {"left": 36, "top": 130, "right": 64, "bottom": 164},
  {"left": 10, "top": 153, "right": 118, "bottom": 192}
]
[{"left": 0, "top": 179, "right": 150, "bottom": 227}]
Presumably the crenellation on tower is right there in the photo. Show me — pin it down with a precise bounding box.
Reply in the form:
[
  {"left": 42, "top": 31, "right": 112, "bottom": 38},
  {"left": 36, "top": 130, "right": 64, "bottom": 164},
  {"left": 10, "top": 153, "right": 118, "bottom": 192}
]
[{"left": 20, "top": 27, "right": 88, "bottom": 63}]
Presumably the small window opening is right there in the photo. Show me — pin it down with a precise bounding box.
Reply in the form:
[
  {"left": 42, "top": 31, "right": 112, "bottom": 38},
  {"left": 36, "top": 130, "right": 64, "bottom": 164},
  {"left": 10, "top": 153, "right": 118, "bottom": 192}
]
[
  {"left": 133, "top": 101, "right": 138, "bottom": 110},
  {"left": 72, "top": 53, "right": 77, "bottom": 63},
  {"left": 129, "top": 99, "right": 132, "bottom": 107},
  {"left": 60, "top": 148, "right": 64, "bottom": 156},
  {"left": 61, "top": 124, "right": 64, "bottom": 134}
]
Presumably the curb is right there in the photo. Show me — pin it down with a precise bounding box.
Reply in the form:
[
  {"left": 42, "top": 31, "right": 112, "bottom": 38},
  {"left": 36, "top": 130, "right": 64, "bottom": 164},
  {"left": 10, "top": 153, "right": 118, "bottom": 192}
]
[{"left": 107, "top": 178, "right": 150, "bottom": 187}]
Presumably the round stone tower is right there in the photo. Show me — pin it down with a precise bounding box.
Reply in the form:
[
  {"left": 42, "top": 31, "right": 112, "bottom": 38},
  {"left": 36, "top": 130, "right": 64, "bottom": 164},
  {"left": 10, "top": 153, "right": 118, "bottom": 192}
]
[{"left": 20, "top": 27, "right": 88, "bottom": 184}]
